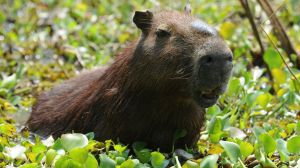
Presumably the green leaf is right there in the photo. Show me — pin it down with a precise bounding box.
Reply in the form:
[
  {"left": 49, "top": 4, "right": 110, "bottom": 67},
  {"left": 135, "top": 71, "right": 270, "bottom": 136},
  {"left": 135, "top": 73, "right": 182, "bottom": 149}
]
[
  {"left": 19, "top": 163, "right": 40, "bottom": 168},
  {"left": 133, "top": 142, "right": 151, "bottom": 163},
  {"left": 85, "top": 154, "right": 98, "bottom": 168},
  {"left": 258, "top": 133, "right": 276, "bottom": 155},
  {"left": 272, "top": 69, "right": 287, "bottom": 84},
  {"left": 32, "top": 143, "right": 47, "bottom": 153},
  {"left": 1, "top": 74, "right": 17, "bottom": 89},
  {"left": 55, "top": 156, "right": 82, "bottom": 168},
  {"left": 219, "top": 141, "right": 241, "bottom": 163},
  {"left": 69, "top": 148, "right": 88, "bottom": 164},
  {"left": 253, "top": 127, "right": 265, "bottom": 139},
  {"left": 255, "top": 93, "right": 272, "bottom": 108},
  {"left": 46, "top": 149, "right": 57, "bottom": 166},
  {"left": 61, "top": 133, "right": 88, "bottom": 151},
  {"left": 287, "top": 136, "right": 300, "bottom": 154},
  {"left": 151, "top": 151, "right": 168, "bottom": 168},
  {"left": 99, "top": 154, "right": 116, "bottom": 168},
  {"left": 263, "top": 48, "right": 282, "bottom": 69},
  {"left": 200, "top": 154, "right": 218, "bottom": 168},
  {"left": 206, "top": 105, "right": 221, "bottom": 119},
  {"left": 120, "top": 159, "right": 136, "bottom": 168},
  {"left": 240, "top": 141, "right": 253, "bottom": 158},
  {"left": 296, "top": 121, "right": 300, "bottom": 135},
  {"left": 183, "top": 160, "right": 199, "bottom": 168},
  {"left": 276, "top": 139, "right": 289, "bottom": 162},
  {"left": 227, "top": 78, "right": 240, "bottom": 95},
  {"left": 114, "top": 144, "right": 127, "bottom": 155}
]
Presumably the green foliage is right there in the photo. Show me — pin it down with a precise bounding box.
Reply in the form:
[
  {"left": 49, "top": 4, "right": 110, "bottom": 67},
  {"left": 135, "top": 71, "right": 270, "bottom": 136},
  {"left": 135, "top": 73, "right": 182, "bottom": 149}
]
[{"left": 0, "top": 0, "right": 300, "bottom": 167}]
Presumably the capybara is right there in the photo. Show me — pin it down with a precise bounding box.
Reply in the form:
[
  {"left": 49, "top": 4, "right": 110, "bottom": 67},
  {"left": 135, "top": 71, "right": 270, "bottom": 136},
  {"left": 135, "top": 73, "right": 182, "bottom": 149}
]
[{"left": 27, "top": 9, "right": 233, "bottom": 152}]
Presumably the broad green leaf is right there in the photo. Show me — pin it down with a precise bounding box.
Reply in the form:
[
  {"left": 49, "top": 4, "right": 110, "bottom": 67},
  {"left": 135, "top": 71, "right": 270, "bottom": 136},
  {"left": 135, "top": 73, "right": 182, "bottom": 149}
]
[
  {"left": 85, "top": 154, "right": 98, "bottom": 168},
  {"left": 133, "top": 142, "right": 151, "bottom": 164},
  {"left": 206, "top": 105, "right": 221, "bottom": 119},
  {"left": 253, "top": 127, "right": 265, "bottom": 138},
  {"left": 182, "top": 160, "right": 199, "bottom": 168},
  {"left": 272, "top": 69, "right": 286, "bottom": 84},
  {"left": 263, "top": 48, "right": 282, "bottom": 69},
  {"left": 55, "top": 155, "right": 82, "bottom": 168},
  {"left": 114, "top": 144, "right": 127, "bottom": 155},
  {"left": 240, "top": 141, "right": 253, "bottom": 158},
  {"left": 220, "top": 141, "right": 241, "bottom": 163},
  {"left": 296, "top": 121, "right": 300, "bottom": 135},
  {"left": 99, "top": 154, "right": 116, "bottom": 168},
  {"left": 259, "top": 133, "right": 276, "bottom": 155},
  {"left": 46, "top": 149, "right": 57, "bottom": 166},
  {"left": 120, "top": 159, "right": 136, "bottom": 168},
  {"left": 276, "top": 139, "right": 289, "bottom": 161},
  {"left": 227, "top": 78, "right": 240, "bottom": 95},
  {"left": 151, "top": 151, "right": 168, "bottom": 168},
  {"left": 287, "top": 136, "right": 300, "bottom": 154},
  {"left": 32, "top": 143, "right": 47, "bottom": 153},
  {"left": 69, "top": 148, "right": 88, "bottom": 164},
  {"left": 19, "top": 163, "right": 40, "bottom": 168},
  {"left": 256, "top": 93, "right": 272, "bottom": 108},
  {"left": 61, "top": 133, "right": 88, "bottom": 151},
  {"left": 200, "top": 154, "right": 218, "bottom": 168}
]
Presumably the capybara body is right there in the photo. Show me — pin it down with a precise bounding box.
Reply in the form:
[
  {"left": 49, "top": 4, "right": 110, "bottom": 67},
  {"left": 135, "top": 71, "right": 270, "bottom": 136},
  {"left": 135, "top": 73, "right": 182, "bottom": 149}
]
[{"left": 27, "top": 10, "right": 233, "bottom": 152}]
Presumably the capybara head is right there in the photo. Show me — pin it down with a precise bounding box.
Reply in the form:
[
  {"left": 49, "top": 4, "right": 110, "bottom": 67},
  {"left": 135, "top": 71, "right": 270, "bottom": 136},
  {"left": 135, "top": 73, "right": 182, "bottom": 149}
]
[{"left": 131, "top": 10, "right": 233, "bottom": 108}]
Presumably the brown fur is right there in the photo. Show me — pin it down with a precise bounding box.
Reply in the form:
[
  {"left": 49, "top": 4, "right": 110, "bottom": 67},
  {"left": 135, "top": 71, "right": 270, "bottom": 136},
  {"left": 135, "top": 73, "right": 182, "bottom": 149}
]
[{"left": 27, "top": 11, "right": 232, "bottom": 152}]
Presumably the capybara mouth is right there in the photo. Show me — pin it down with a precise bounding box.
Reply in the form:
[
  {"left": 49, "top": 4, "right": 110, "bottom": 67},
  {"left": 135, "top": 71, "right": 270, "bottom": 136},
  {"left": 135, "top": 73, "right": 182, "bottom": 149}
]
[{"left": 194, "top": 88, "right": 222, "bottom": 107}]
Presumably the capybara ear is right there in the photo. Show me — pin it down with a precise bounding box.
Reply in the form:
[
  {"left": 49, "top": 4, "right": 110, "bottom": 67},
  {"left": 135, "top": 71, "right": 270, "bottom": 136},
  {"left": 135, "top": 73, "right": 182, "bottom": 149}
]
[
  {"left": 133, "top": 10, "right": 153, "bottom": 34},
  {"left": 184, "top": 0, "right": 191, "bottom": 15}
]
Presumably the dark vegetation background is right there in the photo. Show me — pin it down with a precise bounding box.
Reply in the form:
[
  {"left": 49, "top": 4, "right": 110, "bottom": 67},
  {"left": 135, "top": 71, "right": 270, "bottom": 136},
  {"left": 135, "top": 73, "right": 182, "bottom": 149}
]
[{"left": 0, "top": 0, "right": 299, "bottom": 167}]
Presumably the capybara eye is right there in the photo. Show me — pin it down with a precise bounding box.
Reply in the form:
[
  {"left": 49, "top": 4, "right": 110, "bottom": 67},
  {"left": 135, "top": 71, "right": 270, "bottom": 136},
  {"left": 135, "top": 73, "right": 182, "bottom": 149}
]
[{"left": 156, "top": 29, "right": 171, "bottom": 38}]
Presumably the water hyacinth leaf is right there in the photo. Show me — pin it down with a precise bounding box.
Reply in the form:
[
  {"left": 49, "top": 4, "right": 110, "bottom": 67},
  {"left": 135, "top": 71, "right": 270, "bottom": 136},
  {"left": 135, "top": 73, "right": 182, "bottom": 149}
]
[
  {"left": 46, "top": 149, "right": 57, "bottom": 166},
  {"left": 206, "top": 105, "right": 221, "bottom": 119},
  {"left": 55, "top": 156, "right": 82, "bottom": 168},
  {"left": 272, "top": 69, "right": 287, "bottom": 84},
  {"left": 151, "top": 151, "right": 168, "bottom": 168},
  {"left": 85, "top": 154, "right": 98, "bottom": 168},
  {"left": 19, "top": 163, "right": 40, "bottom": 168},
  {"left": 69, "top": 148, "right": 88, "bottom": 164},
  {"left": 114, "top": 144, "right": 127, "bottom": 155},
  {"left": 253, "top": 127, "right": 266, "bottom": 139},
  {"left": 276, "top": 139, "right": 289, "bottom": 161},
  {"left": 133, "top": 142, "right": 151, "bottom": 163},
  {"left": 120, "top": 159, "right": 136, "bottom": 168},
  {"left": 219, "top": 141, "right": 241, "bottom": 163},
  {"left": 258, "top": 133, "right": 276, "bottom": 155},
  {"left": 296, "top": 121, "right": 300, "bottom": 135},
  {"left": 99, "top": 154, "right": 116, "bottom": 168},
  {"left": 32, "top": 143, "right": 47, "bottom": 153},
  {"left": 61, "top": 133, "right": 88, "bottom": 151},
  {"left": 263, "top": 48, "right": 282, "bottom": 69},
  {"left": 256, "top": 93, "right": 272, "bottom": 108},
  {"left": 240, "top": 141, "right": 254, "bottom": 158},
  {"left": 200, "top": 154, "right": 218, "bottom": 168},
  {"left": 227, "top": 78, "right": 240, "bottom": 95},
  {"left": 182, "top": 160, "right": 199, "bottom": 168},
  {"left": 287, "top": 136, "right": 300, "bottom": 154},
  {"left": 228, "top": 127, "right": 246, "bottom": 140}
]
